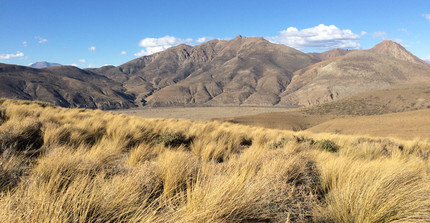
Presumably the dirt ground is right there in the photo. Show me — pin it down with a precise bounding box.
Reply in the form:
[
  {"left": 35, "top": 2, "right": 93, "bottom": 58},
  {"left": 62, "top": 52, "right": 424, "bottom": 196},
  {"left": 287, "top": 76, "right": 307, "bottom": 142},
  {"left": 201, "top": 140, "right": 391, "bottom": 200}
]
[{"left": 112, "top": 106, "right": 292, "bottom": 121}]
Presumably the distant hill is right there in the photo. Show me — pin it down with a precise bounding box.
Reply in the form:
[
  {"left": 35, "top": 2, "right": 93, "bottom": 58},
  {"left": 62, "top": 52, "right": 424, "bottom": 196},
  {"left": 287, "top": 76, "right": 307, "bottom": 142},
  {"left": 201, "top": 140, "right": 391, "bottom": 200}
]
[
  {"left": 29, "top": 61, "right": 62, "bottom": 69},
  {"left": 0, "top": 63, "right": 135, "bottom": 109}
]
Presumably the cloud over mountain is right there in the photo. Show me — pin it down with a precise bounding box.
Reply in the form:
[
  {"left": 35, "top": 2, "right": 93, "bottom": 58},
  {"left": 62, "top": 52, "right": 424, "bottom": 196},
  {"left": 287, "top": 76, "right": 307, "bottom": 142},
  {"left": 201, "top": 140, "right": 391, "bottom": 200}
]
[
  {"left": 134, "top": 36, "right": 217, "bottom": 57},
  {"left": 266, "top": 24, "right": 361, "bottom": 50},
  {"left": 134, "top": 35, "right": 193, "bottom": 57}
]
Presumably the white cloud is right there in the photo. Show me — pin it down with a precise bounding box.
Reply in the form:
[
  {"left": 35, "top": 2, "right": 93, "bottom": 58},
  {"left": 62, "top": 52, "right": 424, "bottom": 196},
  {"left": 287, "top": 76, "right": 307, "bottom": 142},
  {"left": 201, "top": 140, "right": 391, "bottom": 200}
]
[
  {"left": 360, "top": 31, "right": 367, "bottom": 36},
  {"left": 35, "top": 36, "right": 48, "bottom": 43},
  {"left": 373, "top": 31, "right": 388, "bottom": 40},
  {"left": 78, "top": 59, "right": 86, "bottom": 63},
  {"left": 88, "top": 46, "right": 96, "bottom": 51},
  {"left": 134, "top": 35, "right": 193, "bottom": 57},
  {"left": 423, "top": 55, "right": 430, "bottom": 63},
  {"left": 0, "top": 51, "right": 25, "bottom": 60},
  {"left": 71, "top": 63, "right": 78, "bottom": 67},
  {"left": 266, "top": 24, "right": 361, "bottom": 50},
  {"left": 22, "top": 41, "right": 28, "bottom": 47},
  {"left": 120, "top": 51, "right": 127, "bottom": 55},
  {"left": 197, "top": 37, "right": 213, "bottom": 43},
  {"left": 423, "top": 14, "right": 430, "bottom": 21}
]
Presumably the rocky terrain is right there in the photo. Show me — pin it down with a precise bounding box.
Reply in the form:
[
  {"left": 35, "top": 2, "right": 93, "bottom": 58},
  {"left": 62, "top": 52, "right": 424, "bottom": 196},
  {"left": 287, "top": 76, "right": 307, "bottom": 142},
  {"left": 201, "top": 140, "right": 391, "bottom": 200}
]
[
  {"left": 92, "top": 39, "right": 430, "bottom": 107},
  {"left": 0, "top": 63, "right": 135, "bottom": 109},
  {"left": 1, "top": 38, "right": 429, "bottom": 109},
  {"left": 278, "top": 41, "right": 430, "bottom": 106}
]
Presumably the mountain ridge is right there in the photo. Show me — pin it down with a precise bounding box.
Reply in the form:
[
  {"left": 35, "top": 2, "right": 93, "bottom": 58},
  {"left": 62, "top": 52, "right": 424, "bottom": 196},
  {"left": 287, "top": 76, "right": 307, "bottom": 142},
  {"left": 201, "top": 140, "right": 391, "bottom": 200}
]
[
  {"left": 91, "top": 36, "right": 317, "bottom": 106},
  {"left": 0, "top": 63, "right": 135, "bottom": 109},
  {"left": 2, "top": 38, "right": 430, "bottom": 109}
]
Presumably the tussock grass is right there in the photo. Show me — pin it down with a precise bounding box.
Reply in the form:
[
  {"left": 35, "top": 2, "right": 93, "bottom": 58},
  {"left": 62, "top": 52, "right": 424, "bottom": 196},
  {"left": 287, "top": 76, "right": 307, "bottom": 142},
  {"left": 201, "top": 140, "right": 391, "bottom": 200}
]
[{"left": 0, "top": 99, "right": 428, "bottom": 222}]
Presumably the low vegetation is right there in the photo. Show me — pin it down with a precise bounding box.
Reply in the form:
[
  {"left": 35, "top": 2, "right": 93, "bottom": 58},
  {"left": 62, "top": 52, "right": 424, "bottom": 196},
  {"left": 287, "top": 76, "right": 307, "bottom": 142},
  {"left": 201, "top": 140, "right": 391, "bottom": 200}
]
[{"left": 0, "top": 99, "right": 429, "bottom": 222}]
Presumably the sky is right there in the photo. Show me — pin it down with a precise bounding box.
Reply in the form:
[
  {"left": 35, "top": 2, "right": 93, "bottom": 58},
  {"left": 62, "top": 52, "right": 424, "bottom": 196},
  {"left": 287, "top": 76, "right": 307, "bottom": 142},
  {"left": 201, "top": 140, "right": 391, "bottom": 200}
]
[{"left": 1, "top": 0, "right": 430, "bottom": 68}]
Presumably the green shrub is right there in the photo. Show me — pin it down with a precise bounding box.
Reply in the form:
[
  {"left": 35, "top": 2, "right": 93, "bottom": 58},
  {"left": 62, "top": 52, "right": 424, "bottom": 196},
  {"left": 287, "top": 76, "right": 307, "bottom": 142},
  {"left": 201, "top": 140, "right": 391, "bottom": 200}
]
[
  {"left": 155, "top": 132, "right": 193, "bottom": 148},
  {"left": 269, "top": 138, "right": 289, "bottom": 149},
  {"left": 315, "top": 139, "right": 339, "bottom": 153}
]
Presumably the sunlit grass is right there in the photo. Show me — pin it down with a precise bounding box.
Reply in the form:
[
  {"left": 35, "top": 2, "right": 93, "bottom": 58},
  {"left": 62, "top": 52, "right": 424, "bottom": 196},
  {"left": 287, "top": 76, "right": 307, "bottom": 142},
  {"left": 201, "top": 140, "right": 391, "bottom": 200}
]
[{"left": 0, "top": 99, "right": 428, "bottom": 222}]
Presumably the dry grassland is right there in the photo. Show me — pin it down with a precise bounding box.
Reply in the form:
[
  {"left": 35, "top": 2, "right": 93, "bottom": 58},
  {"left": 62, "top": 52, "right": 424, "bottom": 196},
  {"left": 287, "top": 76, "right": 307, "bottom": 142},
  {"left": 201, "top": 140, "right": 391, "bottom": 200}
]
[
  {"left": 114, "top": 106, "right": 291, "bottom": 121},
  {"left": 308, "top": 109, "right": 430, "bottom": 139},
  {"left": 0, "top": 99, "right": 428, "bottom": 222},
  {"left": 221, "top": 84, "right": 430, "bottom": 140}
]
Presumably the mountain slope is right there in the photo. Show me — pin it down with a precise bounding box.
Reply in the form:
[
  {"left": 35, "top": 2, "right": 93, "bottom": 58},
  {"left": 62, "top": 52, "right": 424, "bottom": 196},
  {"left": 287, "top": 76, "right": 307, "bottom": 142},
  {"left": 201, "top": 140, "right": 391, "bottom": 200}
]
[
  {"left": 307, "top": 48, "right": 353, "bottom": 62},
  {"left": 278, "top": 42, "right": 430, "bottom": 106},
  {"left": 0, "top": 63, "right": 135, "bottom": 109},
  {"left": 93, "top": 36, "right": 317, "bottom": 106},
  {"left": 2, "top": 39, "right": 429, "bottom": 109},
  {"left": 368, "top": 40, "right": 428, "bottom": 65}
]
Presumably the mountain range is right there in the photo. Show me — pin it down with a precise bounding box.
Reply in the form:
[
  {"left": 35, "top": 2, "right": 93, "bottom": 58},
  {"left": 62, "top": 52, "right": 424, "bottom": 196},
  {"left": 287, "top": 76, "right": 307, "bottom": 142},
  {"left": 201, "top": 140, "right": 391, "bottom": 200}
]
[
  {"left": 29, "top": 61, "right": 62, "bottom": 69},
  {"left": 0, "top": 63, "right": 135, "bottom": 109},
  {"left": 1, "top": 37, "right": 429, "bottom": 109}
]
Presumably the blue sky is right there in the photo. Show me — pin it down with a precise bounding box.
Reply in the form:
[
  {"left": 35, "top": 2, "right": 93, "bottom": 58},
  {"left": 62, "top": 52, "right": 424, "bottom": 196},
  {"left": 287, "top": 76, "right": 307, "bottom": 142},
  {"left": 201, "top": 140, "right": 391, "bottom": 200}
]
[{"left": 1, "top": 0, "right": 430, "bottom": 68}]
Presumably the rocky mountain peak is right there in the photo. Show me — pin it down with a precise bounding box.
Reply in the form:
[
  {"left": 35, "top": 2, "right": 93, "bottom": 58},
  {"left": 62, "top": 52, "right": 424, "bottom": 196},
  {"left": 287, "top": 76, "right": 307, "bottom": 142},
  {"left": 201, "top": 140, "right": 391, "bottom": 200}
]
[{"left": 368, "top": 40, "right": 426, "bottom": 65}]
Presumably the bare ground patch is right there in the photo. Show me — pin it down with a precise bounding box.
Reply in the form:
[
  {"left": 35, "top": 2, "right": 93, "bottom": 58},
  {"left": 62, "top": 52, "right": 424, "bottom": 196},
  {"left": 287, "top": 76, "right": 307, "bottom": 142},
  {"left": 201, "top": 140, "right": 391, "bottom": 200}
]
[{"left": 112, "top": 106, "right": 292, "bottom": 121}]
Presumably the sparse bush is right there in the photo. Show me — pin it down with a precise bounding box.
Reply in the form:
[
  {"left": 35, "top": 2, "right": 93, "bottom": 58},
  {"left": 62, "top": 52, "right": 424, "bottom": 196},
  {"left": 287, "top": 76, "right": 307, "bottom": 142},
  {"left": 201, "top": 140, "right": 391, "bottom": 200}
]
[
  {"left": 294, "top": 135, "right": 315, "bottom": 144},
  {"left": 315, "top": 139, "right": 339, "bottom": 153},
  {"left": 269, "top": 137, "right": 289, "bottom": 149},
  {"left": 155, "top": 132, "right": 193, "bottom": 148}
]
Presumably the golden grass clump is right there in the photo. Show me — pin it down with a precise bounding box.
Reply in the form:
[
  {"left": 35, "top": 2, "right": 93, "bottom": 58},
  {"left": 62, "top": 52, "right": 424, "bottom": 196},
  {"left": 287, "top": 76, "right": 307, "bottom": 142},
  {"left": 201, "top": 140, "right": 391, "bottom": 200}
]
[
  {"left": 315, "top": 154, "right": 430, "bottom": 222},
  {"left": 0, "top": 98, "right": 428, "bottom": 222}
]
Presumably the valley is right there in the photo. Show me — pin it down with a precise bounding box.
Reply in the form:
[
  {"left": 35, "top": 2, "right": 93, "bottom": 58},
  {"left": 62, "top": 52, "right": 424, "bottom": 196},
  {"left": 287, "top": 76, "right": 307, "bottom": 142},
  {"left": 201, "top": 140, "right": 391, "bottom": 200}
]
[{"left": 114, "top": 106, "right": 292, "bottom": 120}]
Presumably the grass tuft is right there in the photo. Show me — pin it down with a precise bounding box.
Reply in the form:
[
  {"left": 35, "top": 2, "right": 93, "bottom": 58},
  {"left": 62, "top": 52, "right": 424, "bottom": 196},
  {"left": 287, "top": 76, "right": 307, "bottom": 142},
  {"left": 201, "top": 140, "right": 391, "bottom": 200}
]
[{"left": 0, "top": 98, "right": 428, "bottom": 222}]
